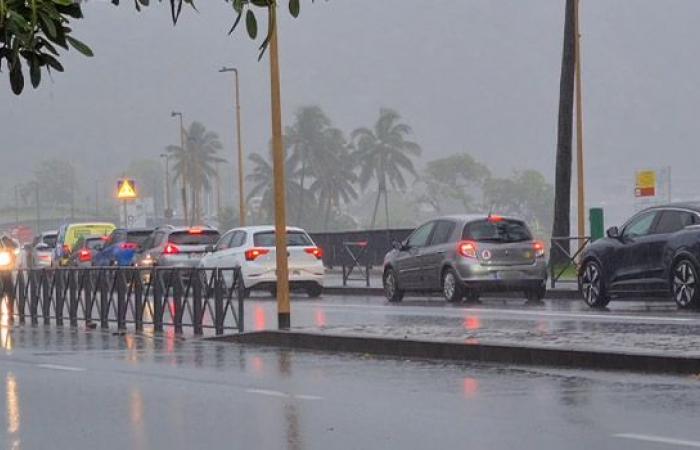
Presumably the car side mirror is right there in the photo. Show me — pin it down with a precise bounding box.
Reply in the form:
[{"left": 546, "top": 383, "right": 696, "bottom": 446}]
[
  {"left": 205, "top": 245, "right": 215, "bottom": 253},
  {"left": 606, "top": 226, "right": 620, "bottom": 239}
]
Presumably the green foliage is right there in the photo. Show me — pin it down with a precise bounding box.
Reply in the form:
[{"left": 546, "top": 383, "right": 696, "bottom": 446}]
[
  {"left": 2, "top": 0, "right": 312, "bottom": 94},
  {"left": 217, "top": 205, "right": 239, "bottom": 230},
  {"left": 33, "top": 158, "right": 76, "bottom": 205},
  {"left": 417, "top": 153, "right": 490, "bottom": 214}
]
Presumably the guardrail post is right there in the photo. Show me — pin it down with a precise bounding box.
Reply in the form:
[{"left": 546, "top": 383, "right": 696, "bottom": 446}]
[
  {"left": 134, "top": 269, "right": 144, "bottom": 333},
  {"left": 152, "top": 270, "right": 164, "bottom": 333},
  {"left": 16, "top": 270, "right": 25, "bottom": 324},
  {"left": 192, "top": 269, "right": 203, "bottom": 336},
  {"left": 99, "top": 269, "right": 109, "bottom": 329},
  {"left": 214, "top": 269, "right": 224, "bottom": 335},
  {"left": 29, "top": 271, "right": 39, "bottom": 325},
  {"left": 42, "top": 270, "right": 51, "bottom": 325},
  {"left": 236, "top": 268, "right": 244, "bottom": 333},
  {"left": 69, "top": 270, "right": 78, "bottom": 327},
  {"left": 116, "top": 269, "right": 127, "bottom": 331},
  {"left": 84, "top": 270, "right": 95, "bottom": 326},
  {"left": 173, "top": 271, "right": 184, "bottom": 334},
  {"left": 55, "top": 270, "right": 65, "bottom": 326}
]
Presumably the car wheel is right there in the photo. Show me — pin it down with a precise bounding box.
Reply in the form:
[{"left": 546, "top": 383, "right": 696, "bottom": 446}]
[
  {"left": 525, "top": 283, "right": 546, "bottom": 303},
  {"left": 383, "top": 268, "right": 404, "bottom": 303},
  {"left": 306, "top": 284, "right": 323, "bottom": 298},
  {"left": 442, "top": 268, "right": 464, "bottom": 303},
  {"left": 579, "top": 261, "right": 610, "bottom": 308},
  {"left": 671, "top": 259, "right": 700, "bottom": 309}
]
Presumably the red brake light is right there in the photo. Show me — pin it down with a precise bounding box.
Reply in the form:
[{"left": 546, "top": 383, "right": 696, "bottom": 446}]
[
  {"left": 163, "top": 243, "right": 180, "bottom": 255},
  {"left": 245, "top": 248, "right": 270, "bottom": 261},
  {"left": 305, "top": 247, "right": 324, "bottom": 260},
  {"left": 458, "top": 240, "right": 478, "bottom": 258},
  {"left": 188, "top": 228, "right": 203, "bottom": 234},
  {"left": 533, "top": 241, "right": 545, "bottom": 258},
  {"left": 120, "top": 242, "right": 138, "bottom": 250},
  {"left": 79, "top": 249, "right": 92, "bottom": 262},
  {"left": 488, "top": 215, "right": 504, "bottom": 223}
]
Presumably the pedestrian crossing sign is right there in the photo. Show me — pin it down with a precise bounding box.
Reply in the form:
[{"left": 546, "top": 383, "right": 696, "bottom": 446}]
[{"left": 117, "top": 179, "right": 138, "bottom": 199}]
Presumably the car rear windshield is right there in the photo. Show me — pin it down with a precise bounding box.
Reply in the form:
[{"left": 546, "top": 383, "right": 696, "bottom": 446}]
[
  {"left": 254, "top": 231, "right": 313, "bottom": 247},
  {"left": 168, "top": 230, "right": 220, "bottom": 245},
  {"left": 42, "top": 234, "right": 57, "bottom": 248},
  {"left": 462, "top": 219, "right": 532, "bottom": 243},
  {"left": 85, "top": 238, "right": 104, "bottom": 250},
  {"left": 127, "top": 231, "right": 153, "bottom": 247}
]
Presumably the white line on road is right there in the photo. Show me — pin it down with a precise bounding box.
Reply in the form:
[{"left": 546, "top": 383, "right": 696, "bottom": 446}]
[
  {"left": 36, "top": 364, "right": 86, "bottom": 372},
  {"left": 614, "top": 433, "right": 700, "bottom": 447},
  {"left": 245, "top": 388, "right": 322, "bottom": 400}
]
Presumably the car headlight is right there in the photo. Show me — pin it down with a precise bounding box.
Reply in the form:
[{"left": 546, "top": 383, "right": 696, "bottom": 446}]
[{"left": 0, "top": 251, "right": 12, "bottom": 267}]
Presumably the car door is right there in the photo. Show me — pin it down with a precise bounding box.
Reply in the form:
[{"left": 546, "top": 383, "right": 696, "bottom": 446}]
[
  {"left": 646, "top": 209, "right": 698, "bottom": 289},
  {"left": 420, "top": 220, "right": 456, "bottom": 290},
  {"left": 610, "top": 211, "right": 659, "bottom": 292},
  {"left": 396, "top": 221, "right": 436, "bottom": 289}
]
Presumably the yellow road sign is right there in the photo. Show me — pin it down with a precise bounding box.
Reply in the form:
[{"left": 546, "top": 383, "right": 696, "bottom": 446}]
[
  {"left": 117, "top": 179, "right": 138, "bottom": 199},
  {"left": 635, "top": 170, "right": 656, "bottom": 198}
]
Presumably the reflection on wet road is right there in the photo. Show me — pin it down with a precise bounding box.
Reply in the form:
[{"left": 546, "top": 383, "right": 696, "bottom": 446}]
[{"left": 0, "top": 323, "right": 697, "bottom": 449}]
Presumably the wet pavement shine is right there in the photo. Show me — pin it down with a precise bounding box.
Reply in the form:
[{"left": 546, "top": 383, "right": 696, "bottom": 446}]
[{"left": 1, "top": 309, "right": 700, "bottom": 448}]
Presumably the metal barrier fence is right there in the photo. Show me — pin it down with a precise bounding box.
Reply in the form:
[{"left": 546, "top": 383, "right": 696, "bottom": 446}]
[
  {"left": 549, "top": 236, "right": 591, "bottom": 288},
  {"left": 0, "top": 267, "right": 244, "bottom": 335},
  {"left": 310, "top": 229, "right": 413, "bottom": 269}
]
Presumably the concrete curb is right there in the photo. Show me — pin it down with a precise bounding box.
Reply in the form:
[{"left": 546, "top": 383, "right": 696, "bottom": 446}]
[
  {"left": 210, "top": 330, "right": 700, "bottom": 375},
  {"left": 323, "top": 286, "right": 581, "bottom": 300}
]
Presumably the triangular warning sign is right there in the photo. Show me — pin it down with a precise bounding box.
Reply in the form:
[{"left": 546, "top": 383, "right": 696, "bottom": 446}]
[{"left": 117, "top": 179, "right": 138, "bottom": 199}]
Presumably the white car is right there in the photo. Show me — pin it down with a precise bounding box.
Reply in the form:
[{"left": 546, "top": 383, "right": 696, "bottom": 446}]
[{"left": 199, "top": 226, "right": 325, "bottom": 298}]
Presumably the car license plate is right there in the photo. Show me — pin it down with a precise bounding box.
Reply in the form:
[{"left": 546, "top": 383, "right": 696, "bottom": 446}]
[{"left": 494, "top": 271, "right": 520, "bottom": 280}]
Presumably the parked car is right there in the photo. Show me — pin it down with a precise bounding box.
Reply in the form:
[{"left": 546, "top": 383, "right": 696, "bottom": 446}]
[
  {"left": 26, "top": 230, "right": 57, "bottom": 268},
  {"left": 199, "top": 226, "right": 325, "bottom": 298},
  {"left": 92, "top": 228, "right": 154, "bottom": 267},
  {"left": 135, "top": 225, "right": 220, "bottom": 269},
  {"left": 67, "top": 235, "right": 106, "bottom": 267},
  {"left": 383, "top": 215, "right": 547, "bottom": 303},
  {"left": 54, "top": 222, "right": 116, "bottom": 266},
  {"left": 578, "top": 203, "right": 700, "bottom": 309}
]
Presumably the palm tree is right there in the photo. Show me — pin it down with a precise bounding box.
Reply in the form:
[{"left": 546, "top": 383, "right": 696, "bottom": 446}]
[
  {"left": 166, "top": 121, "right": 225, "bottom": 224},
  {"left": 246, "top": 151, "right": 302, "bottom": 224},
  {"left": 352, "top": 108, "right": 421, "bottom": 229},
  {"left": 309, "top": 129, "right": 358, "bottom": 230},
  {"left": 284, "top": 106, "right": 333, "bottom": 226},
  {"left": 552, "top": 0, "right": 576, "bottom": 267}
]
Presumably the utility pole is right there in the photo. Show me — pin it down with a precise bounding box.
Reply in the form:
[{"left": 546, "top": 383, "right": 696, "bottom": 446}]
[
  {"left": 268, "top": 2, "right": 291, "bottom": 330},
  {"left": 219, "top": 66, "right": 246, "bottom": 226},
  {"left": 574, "top": 0, "right": 585, "bottom": 240},
  {"left": 171, "top": 111, "right": 188, "bottom": 226},
  {"left": 160, "top": 153, "right": 172, "bottom": 219}
]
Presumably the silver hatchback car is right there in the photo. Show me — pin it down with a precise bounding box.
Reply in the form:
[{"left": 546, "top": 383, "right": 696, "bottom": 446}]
[{"left": 383, "top": 215, "right": 548, "bottom": 303}]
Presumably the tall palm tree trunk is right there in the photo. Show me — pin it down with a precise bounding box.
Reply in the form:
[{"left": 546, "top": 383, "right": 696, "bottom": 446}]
[{"left": 552, "top": 0, "right": 576, "bottom": 268}]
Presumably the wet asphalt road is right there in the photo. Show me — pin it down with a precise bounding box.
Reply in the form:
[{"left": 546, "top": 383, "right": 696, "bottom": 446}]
[{"left": 2, "top": 321, "right": 700, "bottom": 449}]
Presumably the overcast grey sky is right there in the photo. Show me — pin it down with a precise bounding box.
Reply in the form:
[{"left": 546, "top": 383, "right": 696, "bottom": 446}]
[{"left": 2, "top": 0, "right": 700, "bottom": 225}]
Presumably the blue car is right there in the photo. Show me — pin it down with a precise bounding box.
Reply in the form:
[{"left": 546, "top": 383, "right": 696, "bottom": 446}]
[{"left": 92, "top": 228, "right": 154, "bottom": 267}]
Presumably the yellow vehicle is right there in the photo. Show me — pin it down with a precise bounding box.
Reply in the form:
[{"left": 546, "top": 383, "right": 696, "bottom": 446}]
[{"left": 54, "top": 222, "right": 116, "bottom": 266}]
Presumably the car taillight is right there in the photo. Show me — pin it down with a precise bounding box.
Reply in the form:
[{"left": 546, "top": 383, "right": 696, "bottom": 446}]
[
  {"left": 163, "top": 243, "right": 180, "bottom": 255},
  {"left": 457, "top": 240, "right": 478, "bottom": 258},
  {"left": 120, "top": 242, "right": 138, "bottom": 250},
  {"left": 305, "top": 247, "right": 324, "bottom": 260},
  {"left": 533, "top": 241, "right": 545, "bottom": 258},
  {"left": 188, "top": 228, "right": 203, "bottom": 234},
  {"left": 79, "top": 249, "right": 92, "bottom": 262},
  {"left": 245, "top": 248, "right": 270, "bottom": 261},
  {"left": 487, "top": 214, "right": 504, "bottom": 223}
]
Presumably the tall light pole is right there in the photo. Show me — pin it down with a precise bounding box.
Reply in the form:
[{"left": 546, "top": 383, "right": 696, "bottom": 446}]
[
  {"left": 268, "top": 2, "right": 291, "bottom": 330},
  {"left": 574, "top": 0, "right": 585, "bottom": 240},
  {"left": 160, "top": 153, "right": 172, "bottom": 219},
  {"left": 218, "top": 66, "right": 246, "bottom": 226},
  {"left": 171, "top": 111, "right": 189, "bottom": 226}
]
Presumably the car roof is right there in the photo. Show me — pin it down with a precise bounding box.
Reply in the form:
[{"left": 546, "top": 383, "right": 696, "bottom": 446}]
[
  {"left": 434, "top": 214, "right": 525, "bottom": 224},
  {"left": 220, "top": 225, "right": 307, "bottom": 234},
  {"left": 42, "top": 230, "right": 58, "bottom": 236},
  {"left": 640, "top": 202, "right": 700, "bottom": 214},
  {"left": 65, "top": 222, "right": 116, "bottom": 228}
]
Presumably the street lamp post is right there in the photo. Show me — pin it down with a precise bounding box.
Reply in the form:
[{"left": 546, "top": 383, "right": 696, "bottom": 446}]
[
  {"left": 171, "top": 111, "right": 189, "bottom": 226},
  {"left": 160, "top": 153, "right": 172, "bottom": 219},
  {"left": 218, "top": 66, "right": 246, "bottom": 226},
  {"left": 268, "top": 2, "right": 291, "bottom": 330}
]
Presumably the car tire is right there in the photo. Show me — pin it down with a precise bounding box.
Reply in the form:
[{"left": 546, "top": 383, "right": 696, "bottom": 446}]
[
  {"left": 525, "top": 283, "right": 546, "bottom": 303},
  {"left": 671, "top": 258, "right": 700, "bottom": 309},
  {"left": 306, "top": 285, "right": 323, "bottom": 298},
  {"left": 442, "top": 268, "right": 464, "bottom": 303},
  {"left": 383, "top": 268, "right": 404, "bottom": 303},
  {"left": 579, "top": 260, "right": 610, "bottom": 308}
]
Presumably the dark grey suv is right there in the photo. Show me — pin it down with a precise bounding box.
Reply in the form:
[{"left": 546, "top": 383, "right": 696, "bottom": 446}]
[{"left": 383, "top": 215, "right": 548, "bottom": 303}]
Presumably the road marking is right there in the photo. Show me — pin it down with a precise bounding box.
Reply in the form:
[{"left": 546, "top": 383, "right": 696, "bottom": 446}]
[
  {"left": 614, "top": 433, "right": 700, "bottom": 447},
  {"left": 245, "top": 388, "right": 322, "bottom": 401},
  {"left": 37, "top": 364, "right": 86, "bottom": 372}
]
